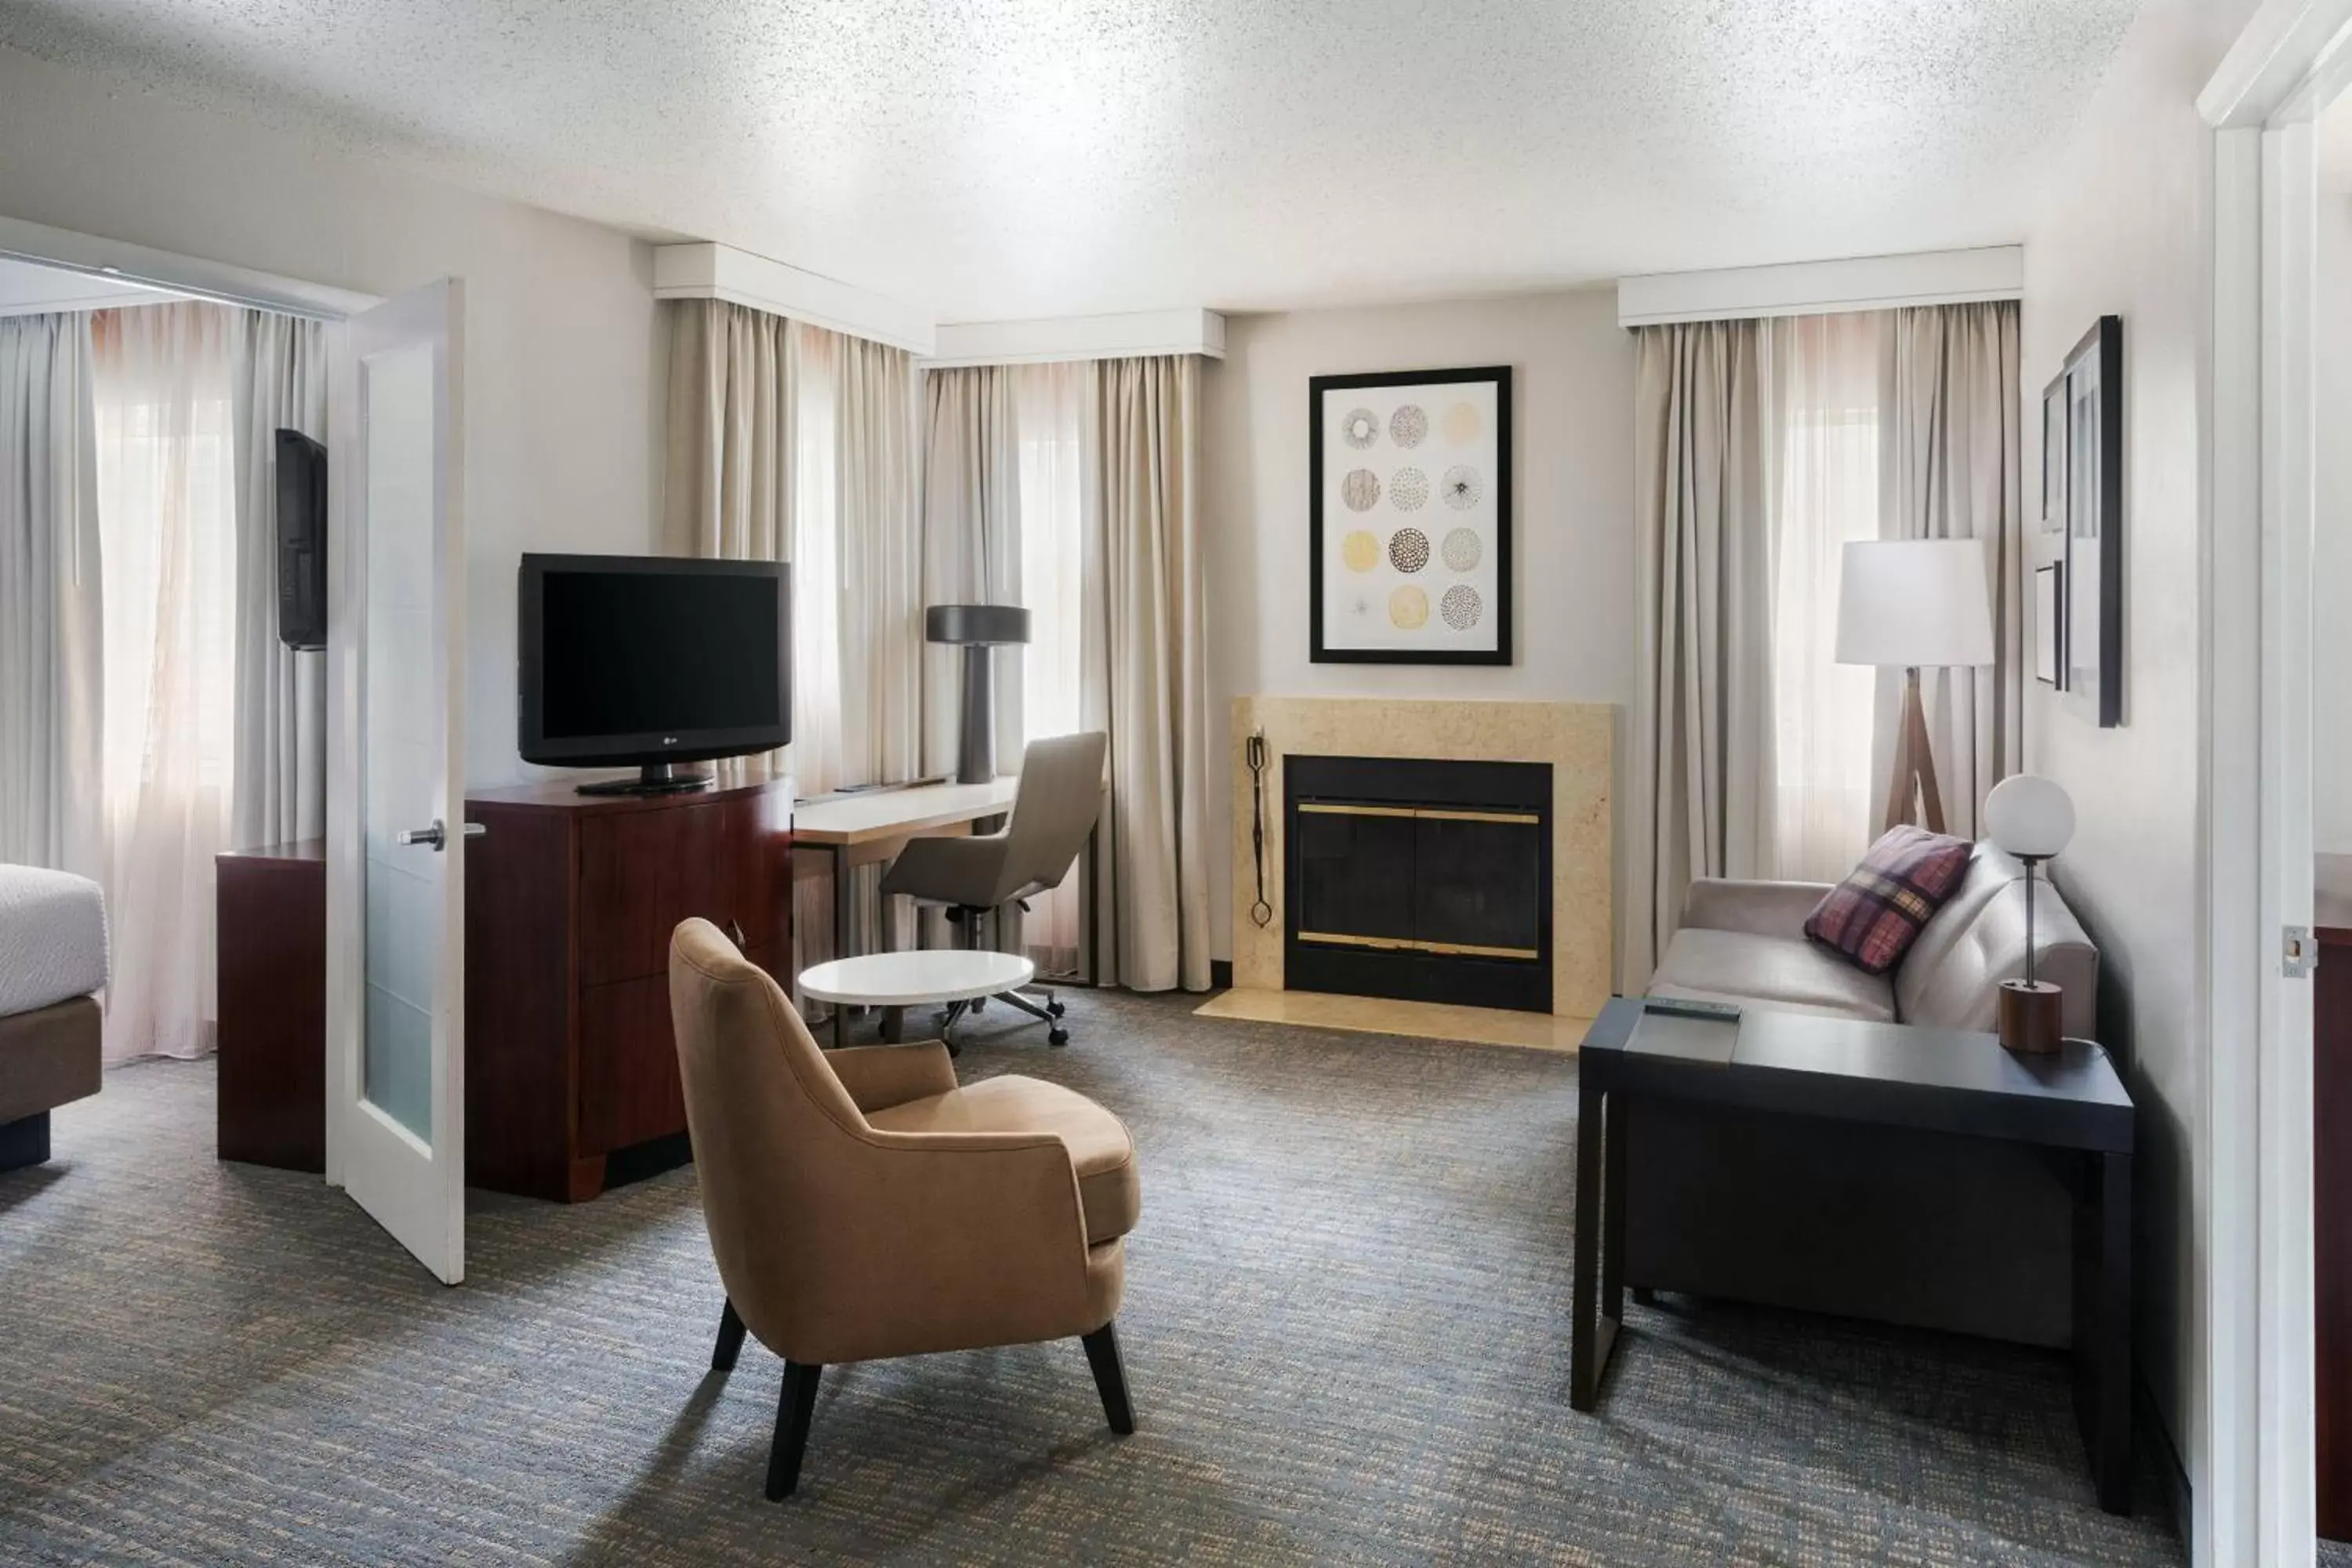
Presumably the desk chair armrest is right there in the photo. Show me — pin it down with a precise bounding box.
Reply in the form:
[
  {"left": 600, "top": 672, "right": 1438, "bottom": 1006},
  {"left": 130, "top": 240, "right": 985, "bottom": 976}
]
[{"left": 826, "top": 1043, "right": 960, "bottom": 1115}]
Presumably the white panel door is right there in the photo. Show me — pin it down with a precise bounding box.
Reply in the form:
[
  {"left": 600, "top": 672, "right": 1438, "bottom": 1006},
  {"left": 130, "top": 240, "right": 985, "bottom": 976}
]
[{"left": 325, "top": 279, "right": 467, "bottom": 1283}]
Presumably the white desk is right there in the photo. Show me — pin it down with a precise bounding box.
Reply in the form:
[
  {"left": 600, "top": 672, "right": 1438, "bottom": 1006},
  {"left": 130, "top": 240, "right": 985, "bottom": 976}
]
[{"left": 792, "top": 777, "right": 1018, "bottom": 848}]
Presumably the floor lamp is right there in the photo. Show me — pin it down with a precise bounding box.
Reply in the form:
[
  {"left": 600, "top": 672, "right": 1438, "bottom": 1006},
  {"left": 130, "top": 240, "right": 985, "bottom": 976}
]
[{"left": 1834, "top": 539, "right": 1997, "bottom": 837}]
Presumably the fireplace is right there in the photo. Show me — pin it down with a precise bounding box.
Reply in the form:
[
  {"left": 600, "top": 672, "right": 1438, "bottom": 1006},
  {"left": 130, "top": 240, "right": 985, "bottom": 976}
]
[{"left": 1283, "top": 755, "right": 1552, "bottom": 1012}]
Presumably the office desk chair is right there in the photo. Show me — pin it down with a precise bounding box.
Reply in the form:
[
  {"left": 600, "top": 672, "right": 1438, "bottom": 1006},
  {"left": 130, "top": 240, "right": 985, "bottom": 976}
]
[{"left": 880, "top": 731, "right": 1107, "bottom": 1046}]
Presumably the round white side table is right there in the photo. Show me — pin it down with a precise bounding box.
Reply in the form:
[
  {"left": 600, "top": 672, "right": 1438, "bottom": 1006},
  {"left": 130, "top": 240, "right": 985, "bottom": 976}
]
[{"left": 798, "top": 949, "right": 1036, "bottom": 1051}]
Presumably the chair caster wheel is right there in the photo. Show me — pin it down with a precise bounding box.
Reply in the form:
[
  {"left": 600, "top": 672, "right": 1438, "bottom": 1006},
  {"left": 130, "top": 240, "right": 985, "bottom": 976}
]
[
  {"left": 1047, "top": 1000, "right": 1066, "bottom": 1018},
  {"left": 1048, "top": 1028, "right": 1069, "bottom": 1047}
]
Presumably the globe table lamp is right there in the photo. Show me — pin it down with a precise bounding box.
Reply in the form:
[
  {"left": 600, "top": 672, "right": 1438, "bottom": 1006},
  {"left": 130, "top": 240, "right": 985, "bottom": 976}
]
[{"left": 1984, "top": 773, "right": 2077, "bottom": 1054}]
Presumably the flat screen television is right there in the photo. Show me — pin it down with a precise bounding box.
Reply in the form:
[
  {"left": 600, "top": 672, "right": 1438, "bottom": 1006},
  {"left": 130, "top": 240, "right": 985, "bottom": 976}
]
[
  {"left": 276, "top": 429, "right": 328, "bottom": 651},
  {"left": 517, "top": 554, "right": 791, "bottom": 795}
]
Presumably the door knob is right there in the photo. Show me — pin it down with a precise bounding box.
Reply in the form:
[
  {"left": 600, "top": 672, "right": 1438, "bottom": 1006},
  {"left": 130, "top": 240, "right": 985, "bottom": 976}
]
[{"left": 394, "top": 820, "right": 487, "bottom": 852}]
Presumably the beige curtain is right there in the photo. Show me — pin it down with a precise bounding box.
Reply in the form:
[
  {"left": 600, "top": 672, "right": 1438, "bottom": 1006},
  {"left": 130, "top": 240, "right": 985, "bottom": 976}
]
[
  {"left": 834, "top": 333, "right": 925, "bottom": 793},
  {"left": 920, "top": 365, "right": 1024, "bottom": 778},
  {"left": 0, "top": 312, "right": 104, "bottom": 879},
  {"left": 1627, "top": 321, "right": 1778, "bottom": 988},
  {"left": 1878, "top": 301, "right": 2023, "bottom": 840},
  {"left": 660, "top": 303, "right": 925, "bottom": 975},
  {"left": 1083, "top": 355, "right": 1212, "bottom": 993},
  {"left": 229, "top": 309, "right": 328, "bottom": 850},
  {"left": 662, "top": 299, "right": 796, "bottom": 785}
]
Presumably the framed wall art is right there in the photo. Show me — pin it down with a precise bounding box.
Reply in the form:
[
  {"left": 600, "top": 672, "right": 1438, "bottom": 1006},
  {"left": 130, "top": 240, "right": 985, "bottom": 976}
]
[
  {"left": 2061, "top": 316, "right": 2123, "bottom": 727},
  {"left": 2034, "top": 560, "right": 2065, "bottom": 688},
  {"left": 1308, "top": 365, "right": 1512, "bottom": 664},
  {"left": 2040, "top": 373, "right": 2068, "bottom": 535}
]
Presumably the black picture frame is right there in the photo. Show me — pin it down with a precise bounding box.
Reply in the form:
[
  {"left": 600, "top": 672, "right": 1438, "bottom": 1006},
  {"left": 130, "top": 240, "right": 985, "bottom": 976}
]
[
  {"left": 2039, "top": 374, "right": 2068, "bottom": 535},
  {"left": 2060, "top": 317, "right": 2124, "bottom": 728},
  {"left": 1308, "top": 365, "right": 1512, "bottom": 665},
  {"left": 2034, "top": 559, "right": 2065, "bottom": 688}
]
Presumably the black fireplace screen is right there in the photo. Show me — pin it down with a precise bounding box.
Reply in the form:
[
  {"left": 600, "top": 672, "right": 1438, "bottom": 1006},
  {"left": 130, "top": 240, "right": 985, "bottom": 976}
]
[{"left": 1284, "top": 755, "right": 1552, "bottom": 1012}]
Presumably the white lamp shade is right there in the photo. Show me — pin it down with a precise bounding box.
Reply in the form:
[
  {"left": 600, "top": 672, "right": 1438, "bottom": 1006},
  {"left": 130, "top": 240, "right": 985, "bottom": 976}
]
[
  {"left": 1984, "top": 773, "right": 2076, "bottom": 858},
  {"left": 1834, "top": 539, "right": 1996, "bottom": 668}
]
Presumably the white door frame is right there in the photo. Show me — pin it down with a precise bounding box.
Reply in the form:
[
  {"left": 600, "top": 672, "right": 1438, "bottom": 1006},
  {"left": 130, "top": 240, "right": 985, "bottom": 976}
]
[{"left": 2198, "top": 2, "right": 2348, "bottom": 1563}]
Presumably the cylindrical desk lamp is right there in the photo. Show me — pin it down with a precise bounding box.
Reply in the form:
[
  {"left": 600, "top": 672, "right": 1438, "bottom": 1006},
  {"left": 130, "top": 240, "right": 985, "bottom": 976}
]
[
  {"left": 926, "top": 604, "right": 1031, "bottom": 785},
  {"left": 1984, "top": 773, "right": 2077, "bottom": 1054}
]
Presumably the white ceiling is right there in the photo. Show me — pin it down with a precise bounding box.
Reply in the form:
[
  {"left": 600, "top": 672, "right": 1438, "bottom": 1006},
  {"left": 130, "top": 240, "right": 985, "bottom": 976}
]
[
  {"left": 0, "top": 255, "right": 172, "bottom": 316},
  {"left": 0, "top": 1, "right": 2143, "bottom": 321}
]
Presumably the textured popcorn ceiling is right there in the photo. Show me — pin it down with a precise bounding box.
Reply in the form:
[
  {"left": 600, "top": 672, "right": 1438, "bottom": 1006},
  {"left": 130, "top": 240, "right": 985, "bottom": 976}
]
[{"left": 0, "top": 1, "right": 2142, "bottom": 319}]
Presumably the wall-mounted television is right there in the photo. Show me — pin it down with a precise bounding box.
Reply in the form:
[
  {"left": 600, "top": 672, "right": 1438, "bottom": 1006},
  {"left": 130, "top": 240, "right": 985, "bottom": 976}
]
[
  {"left": 276, "top": 429, "right": 328, "bottom": 651},
  {"left": 517, "top": 554, "right": 791, "bottom": 796}
]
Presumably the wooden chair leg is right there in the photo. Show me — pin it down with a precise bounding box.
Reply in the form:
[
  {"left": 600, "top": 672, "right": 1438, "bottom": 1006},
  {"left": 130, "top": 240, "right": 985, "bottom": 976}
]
[
  {"left": 1080, "top": 1322, "right": 1136, "bottom": 1436},
  {"left": 767, "top": 1361, "right": 823, "bottom": 1500},
  {"left": 712, "top": 1299, "right": 747, "bottom": 1371}
]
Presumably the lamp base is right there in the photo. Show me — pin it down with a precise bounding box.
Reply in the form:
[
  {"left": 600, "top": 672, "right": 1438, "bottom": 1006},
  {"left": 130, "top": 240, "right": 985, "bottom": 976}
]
[
  {"left": 1881, "top": 666, "right": 1950, "bottom": 837},
  {"left": 1998, "top": 979, "right": 2064, "bottom": 1054}
]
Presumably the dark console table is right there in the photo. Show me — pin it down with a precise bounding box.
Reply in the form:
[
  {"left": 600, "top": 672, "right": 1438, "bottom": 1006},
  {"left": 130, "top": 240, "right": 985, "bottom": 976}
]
[
  {"left": 1570, "top": 998, "right": 2137, "bottom": 1515},
  {"left": 216, "top": 838, "right": 328, "bottom": 1171}
]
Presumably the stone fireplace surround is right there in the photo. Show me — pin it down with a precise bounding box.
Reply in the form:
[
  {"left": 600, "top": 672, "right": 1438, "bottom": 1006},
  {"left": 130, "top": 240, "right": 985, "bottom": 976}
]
[{"left": 1225, "top": 696, "right": 1613, "bottom": 1025}]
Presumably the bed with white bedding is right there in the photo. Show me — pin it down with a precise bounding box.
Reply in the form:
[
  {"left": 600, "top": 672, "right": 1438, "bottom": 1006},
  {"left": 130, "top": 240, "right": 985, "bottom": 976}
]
[{"left": 0, "top": 864, "right": 108, "bottom": 1170}]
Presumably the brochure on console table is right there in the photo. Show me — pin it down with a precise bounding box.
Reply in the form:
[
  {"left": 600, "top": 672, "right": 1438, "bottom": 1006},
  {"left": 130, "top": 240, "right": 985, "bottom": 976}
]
[{"left": 1628, "top": 998, "right": 1741, "bottom": 1065}]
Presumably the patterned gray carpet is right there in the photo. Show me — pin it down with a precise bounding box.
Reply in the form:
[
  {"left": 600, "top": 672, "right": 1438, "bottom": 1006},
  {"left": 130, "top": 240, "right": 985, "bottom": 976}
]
[{"left": 0, "top": 989, "right": 2185, "bottom": 1566}]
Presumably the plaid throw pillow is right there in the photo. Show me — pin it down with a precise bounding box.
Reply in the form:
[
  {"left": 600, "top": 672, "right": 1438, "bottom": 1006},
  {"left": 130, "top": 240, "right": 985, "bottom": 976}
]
[{"left": 1804, "top": 826, "right": 1974, "bottom": 975}]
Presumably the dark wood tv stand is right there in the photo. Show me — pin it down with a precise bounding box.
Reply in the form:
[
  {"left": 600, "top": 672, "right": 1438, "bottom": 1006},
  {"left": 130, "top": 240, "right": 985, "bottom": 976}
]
[{"left": 463, "top": 773, "right": 793, "bottom": 1201}]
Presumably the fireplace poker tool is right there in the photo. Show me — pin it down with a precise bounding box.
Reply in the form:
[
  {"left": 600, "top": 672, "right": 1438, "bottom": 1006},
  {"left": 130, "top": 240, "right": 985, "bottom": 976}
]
[{"left": 1246, "top": 730, "right": 1272, "bottom": 927}]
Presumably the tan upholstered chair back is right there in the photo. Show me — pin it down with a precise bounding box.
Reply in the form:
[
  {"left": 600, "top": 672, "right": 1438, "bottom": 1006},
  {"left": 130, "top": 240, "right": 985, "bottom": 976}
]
[
  {"left": 998, "top": 731, "right": 1109, "bottom": 898},
  {"left": 668, "top": 917, "right": 868, "bottom": 1353}
]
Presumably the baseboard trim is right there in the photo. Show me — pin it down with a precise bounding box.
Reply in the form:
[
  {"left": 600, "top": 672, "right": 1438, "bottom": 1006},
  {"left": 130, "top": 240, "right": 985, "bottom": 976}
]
[{"left": 2136, "top": 1376, "right": 2190, "bottom": 1538}]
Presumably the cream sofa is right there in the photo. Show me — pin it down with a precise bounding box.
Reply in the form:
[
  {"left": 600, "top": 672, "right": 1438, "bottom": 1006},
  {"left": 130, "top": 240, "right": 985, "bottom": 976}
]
[
  {"left": 1628, "top": 841, "right": 2105, "bottom": 1348},
  {"left": 1647, "top": 840, "right": 2099, "bottom": 1037}
]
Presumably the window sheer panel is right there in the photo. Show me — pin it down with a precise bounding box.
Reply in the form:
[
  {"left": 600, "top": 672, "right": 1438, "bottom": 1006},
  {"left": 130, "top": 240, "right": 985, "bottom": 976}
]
[
  {"left": 1014, "top": 361, "right": 1088, "bottom": 974},
  {"left": 1766, "top": 311, "right": 1883, "bottom": 883},
  {"left": 92, "top": 302, "right": 238, "bottom": 1062}
]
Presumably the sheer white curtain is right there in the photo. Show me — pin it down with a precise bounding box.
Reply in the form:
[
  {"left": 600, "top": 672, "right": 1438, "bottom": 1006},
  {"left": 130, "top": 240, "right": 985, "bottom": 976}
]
[
  {"left": 788, "top": 324, "right": 844, "bottom": 795},
  {"left": 0, "top": 312, "right": 104, "bottom": 879},
  {"left": 1766, "top": 311, "right": 1882, "bottom": 882},
  {"left": 91, "top": 302, "right": 238, "bottom": 1062},
  {"left": 1014, "top": 361, "right": 1087, "bottom": 975}
]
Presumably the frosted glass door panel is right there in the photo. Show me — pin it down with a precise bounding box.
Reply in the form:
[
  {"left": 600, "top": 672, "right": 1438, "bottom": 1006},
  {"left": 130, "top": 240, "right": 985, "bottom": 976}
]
[{"left": 361, "top": 342, "right": 439, "bottom": 1142}]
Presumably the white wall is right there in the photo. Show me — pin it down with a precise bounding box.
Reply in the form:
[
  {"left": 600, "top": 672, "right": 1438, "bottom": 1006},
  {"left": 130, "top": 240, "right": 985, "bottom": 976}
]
[
  {"left": 2017, "top": 0, "right": 2265, "bottom": 1486},
  {"left": 2317, "top": 191, "right": 2352, "bottom": 854},
  {"left": 1199, "top": 289, "right": 1635, "bottom": 961},
  {"left": 0, "top": 44, "right": 665, "bottom": 790}
]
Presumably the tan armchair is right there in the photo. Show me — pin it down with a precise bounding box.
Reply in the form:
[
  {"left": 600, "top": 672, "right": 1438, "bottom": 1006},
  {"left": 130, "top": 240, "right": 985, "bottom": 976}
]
[{"left": 667, "top": 917, "right": 1140, "bottom": 1499}]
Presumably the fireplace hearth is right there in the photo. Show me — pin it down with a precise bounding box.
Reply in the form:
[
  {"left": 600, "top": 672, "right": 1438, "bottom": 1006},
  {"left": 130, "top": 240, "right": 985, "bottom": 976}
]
[{"left": 1284, "top": 754, "right": 1552, "bottom": 1012}]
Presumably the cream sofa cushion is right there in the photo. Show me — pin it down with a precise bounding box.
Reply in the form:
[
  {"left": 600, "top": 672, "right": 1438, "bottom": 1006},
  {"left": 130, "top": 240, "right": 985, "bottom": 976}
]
[{"left": 1649, "top": 927, "right": 1897, "bottom": 1023}]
